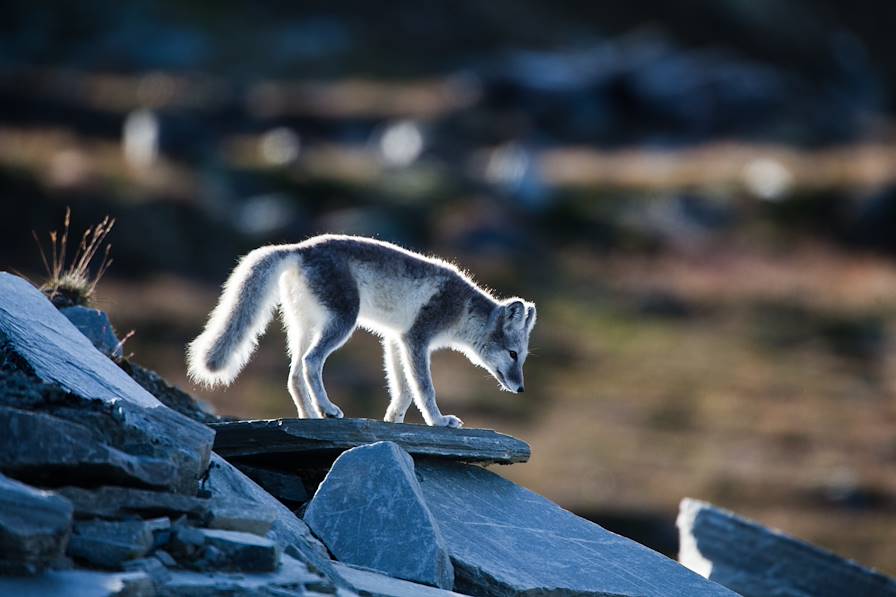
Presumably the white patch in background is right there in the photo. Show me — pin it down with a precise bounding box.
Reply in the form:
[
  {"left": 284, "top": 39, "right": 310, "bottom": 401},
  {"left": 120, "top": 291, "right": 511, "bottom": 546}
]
[
  {"left": 742, "top": 157, "right": 794, "bottom": 201},
  {"left": 259, "top": 127, "right": 301, "bottom": 166},
  {"left": 378, "top": 120, "right": 424, "bottom": 167},
  {"left": 121, "top": 110, "right": 159, "bottom": 169},
  {"left": 122, "top": 109, "right": 160, "bottom": 170}
]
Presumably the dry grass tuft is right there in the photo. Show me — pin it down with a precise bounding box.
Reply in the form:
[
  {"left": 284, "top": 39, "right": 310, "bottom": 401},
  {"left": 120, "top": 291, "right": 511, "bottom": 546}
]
[{"left": 33, "top": 207, "right": 115, "bottom": 308}]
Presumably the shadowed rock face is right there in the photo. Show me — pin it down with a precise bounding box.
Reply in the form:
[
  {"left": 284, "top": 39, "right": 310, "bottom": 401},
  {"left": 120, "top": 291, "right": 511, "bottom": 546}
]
[
  {"left": 0, "top": 273, "right": 214, "bottom": 494},
  {"left": 414, "top": 460, "right": 739, "bottom": 597},
  {"left": 200, "top": 453, "right": 350, "bottom": 591},
  {"left": 0, "top": 406, "right": 176, "bottom": 489},
  {"left": 677, "top": 498, "right": 896, "bottom": 597},
  {"left": 67, "top": 519, "right": 156, "bottom": 569},
  {"left": 56, "top": 486, "right": 210, "bottom": 521},
  {"left": 59, "top": 306, "right": 123, "bottom": 359},
  {"left": 304, "top": 441, "right": 455, "bottom": 590},
  {"left": 0, "top": 473, "right": 73, "bottom": 575}
]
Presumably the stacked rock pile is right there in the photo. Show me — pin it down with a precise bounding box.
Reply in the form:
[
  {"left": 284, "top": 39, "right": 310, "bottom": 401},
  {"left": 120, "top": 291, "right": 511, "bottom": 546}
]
[{"left": 1, "top": 270, "right": 893, "bottom": 596}]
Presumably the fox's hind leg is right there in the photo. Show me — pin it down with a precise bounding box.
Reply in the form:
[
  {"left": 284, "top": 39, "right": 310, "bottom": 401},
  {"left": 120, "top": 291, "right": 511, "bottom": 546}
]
[
  {"left": 383, "top": 337, "right": 413, "bottom": 423},
  {"left": 280, "top": 273, "right": 319, "bottom": 418},
  {"left": 302, "top": 312, "right": 356, "bottom": 419}
]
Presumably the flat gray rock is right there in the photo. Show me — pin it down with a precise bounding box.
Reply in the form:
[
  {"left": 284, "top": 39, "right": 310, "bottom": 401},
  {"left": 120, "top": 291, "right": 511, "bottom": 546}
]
[
  {"left": 197, "top": 529, "right": 280, "bottom": 573},
  {"left": 211, "top": 418, "right": 530, "bottom": 465},
  {"left": 67, "top": 519, "right": 155, "bottom": 568},
  {"left": 60, "top": 305, "right": 123, "bottom": 358},
  {"left": 201, "top": 453, "right": 349, "bottom": 590},
  {"left": 0, "top": 406, "right": 175, "bottom": 490},
  {"left": 0, "top": 473, "right": 73, "bottom": 575},
  {"left": 122, "top": 556, "right": 172, "bottom": 584},
  {"left": 416, "top": 460, "right": 739, "bottom": 597},
  {"left": 305, "top": 442, "right": 454, "bottom": 590},
  {"left": 0, "top": 273, "right": 214, "bottom": 494},
  {"left": 57, "top": 486, "right": 209, "bottom": 521},
  {"left": 0, "top": 569, "right": 154, "bottom": 597},
  {"left": 333, "top": 562, "right": 471, "bottom": 597},
  {"left": 159, "top": 553, "right": 333, "bottom": 596},
  {"left": 205, "top": 497, "right": 276, "bottom": 536},
  {"left": 678, "top": 498, "right": 896, "bottom": 597}
]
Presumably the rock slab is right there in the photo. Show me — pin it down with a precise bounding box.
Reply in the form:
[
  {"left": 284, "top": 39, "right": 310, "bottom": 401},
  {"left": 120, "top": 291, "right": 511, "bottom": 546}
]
[
  {"left": 0, "top": 406, "right": 175, "bottom": 489},
  {"left": 415, "top": 460, "right": 739, "bottom": 597},
  {"left": 67, "top": 519, "right": 155, "bottom": 568},
  {"left": 196, "top": 528, "right": 280, "bottom": 573},
  {"left": 333, "top": 562, "right": 471, "bottom": 597},
  {"left": 211, "top": 417, "right": 530, "bottom": 465},
  {"left": 0, "top": 473, "right": 73, "bottom": 574},
  {"left": 678, "top": 498, "right": 896, "bottom": 597},
  {"left": 305, "top": 442, "right": 454, "bottom": 590},
  {"left": 159, "top": 554, "right": 331, "bottom": 596},
  {"left": 57, "top": 485, "right": 210, "bottom": 521},
  {"left": 0, "top": 273, "right": 214, "bottom": 494}
]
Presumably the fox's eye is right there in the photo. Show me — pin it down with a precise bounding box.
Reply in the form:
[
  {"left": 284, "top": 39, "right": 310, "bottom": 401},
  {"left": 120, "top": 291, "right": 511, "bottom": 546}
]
[{"left": 508, "top": 350, "right": 518, "bottom": 361}]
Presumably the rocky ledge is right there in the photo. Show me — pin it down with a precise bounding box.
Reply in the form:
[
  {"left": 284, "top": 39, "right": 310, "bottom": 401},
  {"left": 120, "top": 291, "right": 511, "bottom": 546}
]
[
  {"left": 211, "top": 417, "right": 532, "bottom": 465},
  {"left": 1, "top": 270, "right": 893, "bottom": 597}
]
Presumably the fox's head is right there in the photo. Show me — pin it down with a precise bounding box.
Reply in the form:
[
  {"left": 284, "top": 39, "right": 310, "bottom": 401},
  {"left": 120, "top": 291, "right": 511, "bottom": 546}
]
[{"left": 476, "top": 298, "right": 536, "bottom": 394}]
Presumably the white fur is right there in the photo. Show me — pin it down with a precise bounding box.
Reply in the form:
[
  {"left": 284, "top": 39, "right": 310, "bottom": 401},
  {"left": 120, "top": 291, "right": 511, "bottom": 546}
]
[{"left": 187, "top": 246, "right": 299, "bottom": 386}]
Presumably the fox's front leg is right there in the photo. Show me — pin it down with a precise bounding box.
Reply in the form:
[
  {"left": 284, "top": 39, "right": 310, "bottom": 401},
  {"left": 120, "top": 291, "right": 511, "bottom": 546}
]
[
  {"left": 398, "top": 338, "right": 463, "bottom": 428},
  {"left": 382, "top": 337, "right": 413, "bottom": 423}
]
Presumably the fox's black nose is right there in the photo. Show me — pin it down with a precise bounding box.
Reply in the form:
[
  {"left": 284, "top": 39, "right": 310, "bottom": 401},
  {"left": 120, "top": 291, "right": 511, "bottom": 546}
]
[{"left": 517, "top": 385, "right": 525, "bottom": 394}]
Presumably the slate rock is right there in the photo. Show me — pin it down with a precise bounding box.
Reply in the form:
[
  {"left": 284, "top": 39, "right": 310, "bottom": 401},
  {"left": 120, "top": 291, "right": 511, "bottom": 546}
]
[
  {"left": 415, "top": 460, "right": 739, "bottom": 597},
  {"left": 235, "top": 464, "right": 308, "bottom": 505},
  {"left": 0, "top": 569, "right": 154, "bottom": 596},
  {"left": 0, "top": 473, "right": 73, "bottom": 575},
  {"left": 333, "top": 562, "right": 470, "bottom": 597},
  {"left": 0, "top": 273, "right": 214, "bottom": 494},
  {"left": 167, "top": 524, "right": 207, "bottom": 561},
  {"left": 158, "top": 553, "right": 332, "bottom": 596},
  {"left": 0, "top": 406, "right": 175, "bottom": 490},
  {"left": 201, "top": 453, "right": 348, "bottom": 590},
  {"left": 122, "top": 556, "right": 172, "bottom": 584},
  {"left": 678, "top": 498, "right": 896, "bottom": 597},
  {"left": 212, "top": 418, "right": 530, "bottom": 465},
  {"left": 67, "top": 519, "right": 155, "bottom": 568},
  {"left": 206, "top": 497, "right": 275, "bottom": 536},
  {"left": 57, "top": 486, "right": 209, "bottom": 521},
  {"left": 305, "top": 442, "right": 454, "bottom": 590},
  {"left": 154, "top": 550, "right": 177, "bottom": 568},
  {"left": 197, "top": 529, "right": 279, "bottom": 573},
  {"left": 60, "top": 305, "right": 124, "bottom": 359}
]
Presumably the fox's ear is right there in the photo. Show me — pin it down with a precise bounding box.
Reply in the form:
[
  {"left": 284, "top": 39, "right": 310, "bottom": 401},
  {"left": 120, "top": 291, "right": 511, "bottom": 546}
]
[
  {"left": 525, "top": 304, "right": 537, "bottom": 332},
  {"left": 506, "top": 300, "right": 526, "bottom": 320},
  {"left": 504, "top": 300, "right": 526, "bottom": 331}
]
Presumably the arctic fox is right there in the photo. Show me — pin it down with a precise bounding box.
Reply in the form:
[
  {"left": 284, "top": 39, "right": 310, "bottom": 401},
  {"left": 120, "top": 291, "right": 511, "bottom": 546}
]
[{"left": 187, "top": 234, "right": 536, "bottom": 427}]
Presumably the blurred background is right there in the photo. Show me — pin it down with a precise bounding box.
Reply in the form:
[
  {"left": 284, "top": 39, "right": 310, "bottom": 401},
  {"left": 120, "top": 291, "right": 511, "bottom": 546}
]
[{"left": 3, "top": 0, "right": 896, "bottom": 573}]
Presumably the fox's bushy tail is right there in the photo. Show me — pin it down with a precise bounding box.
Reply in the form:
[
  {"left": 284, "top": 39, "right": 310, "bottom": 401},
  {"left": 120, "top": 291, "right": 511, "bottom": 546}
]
[{"left": 187, "top": 245, "right": 298, "bottom": 387}]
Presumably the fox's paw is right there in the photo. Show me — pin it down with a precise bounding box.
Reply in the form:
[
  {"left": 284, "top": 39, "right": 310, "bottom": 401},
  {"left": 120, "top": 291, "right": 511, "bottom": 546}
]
[
  {"left": 321, "top": 404, "right": 344, "bottom": 419},
  {"left": 384, "top": 410, "right": 405, "bottom": 423},
  {"left": 434, "top": 414, "right": 464, "bottom": 428}
]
